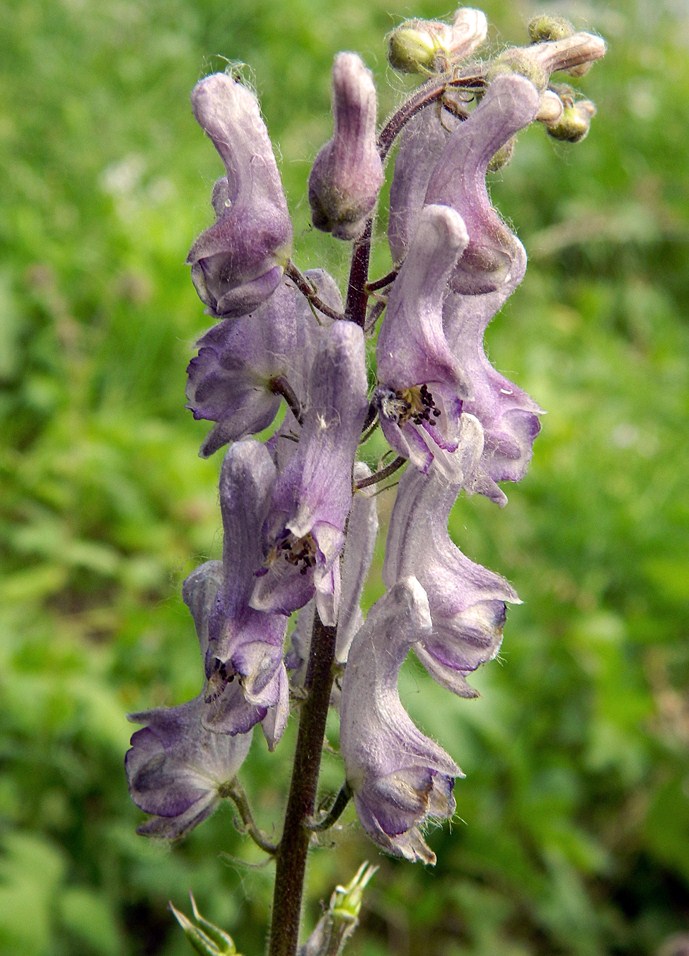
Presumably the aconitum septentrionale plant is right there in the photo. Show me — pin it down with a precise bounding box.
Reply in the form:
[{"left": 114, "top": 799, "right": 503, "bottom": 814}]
[{"left": 125, "top": 9, "right": 605, "bottom": 955}]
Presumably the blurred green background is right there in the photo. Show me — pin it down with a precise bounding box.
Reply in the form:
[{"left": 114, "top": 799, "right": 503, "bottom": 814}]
[{"left": 1, "top": 0, "right": 688, "bottom": 953}]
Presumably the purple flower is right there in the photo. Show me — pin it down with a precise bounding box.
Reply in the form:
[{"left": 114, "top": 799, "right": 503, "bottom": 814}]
[
  {"left": 424, "top": 75, "right": 543, "bottom": 498},
  {"left": 251, "top": 321, "right": 369, "bottom": 625},
  {"left": 203, "top": 441, "right": 289, "bottom": 749},
  {"left": 375, "top": 203, "right": 469, "bottom": 475},
  {"left": 384, "top": 415, "right": 520, "bottom": 697},
  {"left": 186, "top": 270, "right": 339, "bottom": 458},
  {"left": 186, "top": 281, "right": 300, "bottom": 457},
  {"left": 308, "top": 53, "right": 384, "bottom": 240},
  {"left": 125, "top": 563, "right": 252, "bottom": 839},
  {"left": 389, "top": 75, "right": 544, "bottom": 499},
  {"left": 340, "top": 578, "right": 461, "bottom": 864},
  {"left": 186, "top": 73, "right": 292, "bottom": 318},
  {"left": 286, "top": 461, "right": 379, "bottom": 691},
  {"left": 424, "top": 74, "right": 540, "bottom": 294}
]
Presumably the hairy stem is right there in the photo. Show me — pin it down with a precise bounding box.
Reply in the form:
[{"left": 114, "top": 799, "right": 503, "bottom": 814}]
[{"left": 268, "top": 612, "right": 338, "bottom": 956}]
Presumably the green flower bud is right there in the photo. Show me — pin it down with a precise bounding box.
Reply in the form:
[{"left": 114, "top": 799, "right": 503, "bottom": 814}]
[
  {"left": 487, "top": 137, "right": 516, "bottom": 172},
  {"left": 485, "top": 50, "right": 548, "bottom": 91},
  {"left": 528, "top": 15, "right": 575, "bottom": 44},
  {"left": 546, "top": 100, "right": 596, "bottom": 143},
  {"left": 387, "top": 20, "right": 453, "bottom": 74}
]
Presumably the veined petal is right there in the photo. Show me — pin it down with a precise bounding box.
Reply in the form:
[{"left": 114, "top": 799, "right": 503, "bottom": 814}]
[
  {"left": 126, "top": 698, "right": 252, "bottom": 840},
  {"left": 203, "top": 441, "right": 289, "bottom": 745},
  {"left": 424, "top": 74, "right": 540, "bottom": 294},
  {"left": 187, "top": 73, "right": 292, "bottom": 318},
  {"left": 251, "top": 322, "right": 368, "bottom": 623},
  {"left": 384, "top": 417, "right": 520, "bottom": 697},
  {"left": 376, "top": 204, "right": 469, "bottom": 475},
  {"left": 340, "top": 579, "right": 461, "bottom": 864},
  {"left": 309, "top": 53, "right": 384, "bottom": 240}
]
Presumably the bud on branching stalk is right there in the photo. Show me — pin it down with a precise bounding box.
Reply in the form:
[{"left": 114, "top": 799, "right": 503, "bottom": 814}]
[
  {"left": 125, "top": 7, "right": 606, "bottom": 956},
  {"left": 308, "top": 53, "right": 384, "bottom": 240}
]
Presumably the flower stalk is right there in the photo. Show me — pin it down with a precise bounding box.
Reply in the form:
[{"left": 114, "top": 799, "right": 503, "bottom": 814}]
[{"left": 124, "top": 8, "right": 605, "bottom": 955}]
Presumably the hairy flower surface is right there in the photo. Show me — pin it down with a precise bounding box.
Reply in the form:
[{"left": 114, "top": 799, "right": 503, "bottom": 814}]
[
  {"left": 309, "top": 52, "right": 384, "bottom": 240},
  {"left": 385, "top": 415, "right": 519, "bottom": 697},
  {"left": 287, "top": 462, "right": 379, "bottom": 690},
  {"left": 251, "top": 321, "right": 368, "bottom": 624},
  {"left": 340, "top": 578, "right": 461, "bottom": 864},
  {"left": 389, "top": 75, "right": 543, "bottom": 500},
  {"left": 203, "top": 441, "right": 289, "bottom": 749},
  {"left": 375, "top": 203, "right": 469, "bottom": 475},
  {"left": 126, "top": 564, "right": 252, "bottom": 838},
  {"left": 187, "top": 73, "right": 292, "bottom": 318}
]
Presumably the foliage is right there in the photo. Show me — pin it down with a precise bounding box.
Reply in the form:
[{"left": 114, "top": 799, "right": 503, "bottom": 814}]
[{"left": 1, "top": 0, "right": 688, "bottom": 953}]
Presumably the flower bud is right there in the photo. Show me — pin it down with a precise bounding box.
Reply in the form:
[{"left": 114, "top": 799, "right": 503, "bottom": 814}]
[
  {"left": 536, "top": 89, "right": 565, "bottom": 125},
  {"left": 387, "top": 20, "right": 453, "bottom": 74},
  {"left": 527, "top": 15, "right": 575, "bottom": 44},
  {"left": 546, "top": 99, "right": 596, "bottom": 143},
  {"left": 308, "top": 53, "right": 384, "bottom": 241},
  {"left": 387, "top": 9, "right": 486, "bottom": 74},
  {"left": 170, "top": 895, "right": 241, "bottom": 955}
]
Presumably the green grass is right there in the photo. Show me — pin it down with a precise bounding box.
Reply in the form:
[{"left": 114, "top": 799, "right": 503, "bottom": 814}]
[{"left": 2, "top": 1, "right": 688, "bottom": 953}]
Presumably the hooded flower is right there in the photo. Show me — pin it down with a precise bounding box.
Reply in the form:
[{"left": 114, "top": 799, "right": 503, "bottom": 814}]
[
  {"left": 186, "top": 270, "right": 338, "bottom": 458},
  {"left": 384, "top": 414, "right": 520, "bottom": 697},
  {"left": 375, "top": 203, "right": 469, "bottom": 476},
  {"left": 340, "top": 578, "right": 461, "bottom": 864},
  {"left": 308, "top": 52, "right": 384, "bottom": 240},
  {"left": 425, "top": 75, "right": 543, "bottom": 499},
  {"left": 203, "top": 441, "right": 289, "bottom": 749},
  {"left": 186, "top": 72, "right": 292, "bottom": 318},
  {"left": 286, "top": 461, "right": 380, "bottom": 691},
  {"left": 390, "top": 74, "right": 544, "bottom": 500},
  {"left": 125, "top": 563, "right": 252, "bottom": 839},
  {"left": 251, "top": 321, "right": 368, "bottom": 625}
]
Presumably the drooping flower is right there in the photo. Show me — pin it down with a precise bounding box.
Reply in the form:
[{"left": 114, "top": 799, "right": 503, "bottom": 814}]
[
  {"left": 340, "top": 578, "right": 462, "bottom": 864},
  {"left": 308, "top": 53, "right": 384, "bottom": 241},
  {"left": 125, "top": 563, "right": 252, "bottom": 839},
  {"left": 203, "top": 441, "right": 289, "bottom": 749},
  {"left": 375, "top": 203, "right": 469, "bottom": 476},
  {"left": 384, "top": 414, "right": 520, "bottom": 697},
  {"left": 251, "top": 321, "right": 369, "bottom": 625},
  {"left": 389, "top": 74, "right": 544, "bottom": 500},
  {"left": 187, "top": 72, "right": 292, "bottom": 318},
  {"left": 286, "top": 461, "right": 379, "bottom": 691},
  {"left": 186, "top": 269, "right": 339, "bottom": 458}
]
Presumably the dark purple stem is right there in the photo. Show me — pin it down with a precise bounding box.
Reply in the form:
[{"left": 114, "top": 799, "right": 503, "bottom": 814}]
[{"left": 267, "top": 611, "right": 338, "bottom": 956}]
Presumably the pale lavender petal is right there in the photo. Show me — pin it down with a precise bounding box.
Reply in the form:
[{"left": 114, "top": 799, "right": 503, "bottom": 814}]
[
  {"left": 376, "top": 204, "right": 469, "bottom": 475},
  {"left": 186, "top": 279, "right": 303, "bottom": 457},
  {"left": 187, "top": 74, "right": 292, "bottom": 318},
  {"left": 251, "top": 322, "right": 368, "bottom": 623},
  {"left": 340, "top": 579, "right": 461, "bottom": 864},
  {"left": 384, "top": 417, "right": 520, "bottom": 697},
  {"left": 309, "top": 53, "right": 384, "bottom": 240},
  {"left": 203, "top": 441, "right": 289, "bottom": 744},
  {"left": 126, "top": 699, "right": 252, "bottom": 839},
  {"left": 424, "top": 74, "right": 540, "bottom": 294}
]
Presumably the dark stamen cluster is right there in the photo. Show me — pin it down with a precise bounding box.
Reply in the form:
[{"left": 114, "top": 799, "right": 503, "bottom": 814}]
[{"left": 279, "top": 531, "right": 317, "bottom": 575}]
